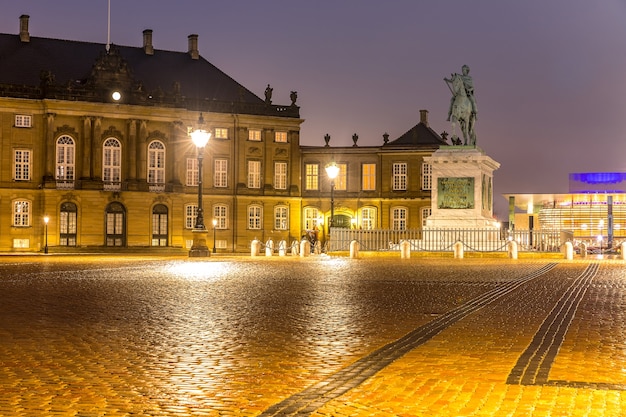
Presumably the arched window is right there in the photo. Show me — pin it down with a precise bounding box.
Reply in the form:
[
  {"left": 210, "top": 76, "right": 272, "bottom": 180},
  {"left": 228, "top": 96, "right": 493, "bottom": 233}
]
[
  {"left": 103, "top": 138, "right": 121, "bottom": 191},
  {"left": 248, "top": 205, "right": 262, "bottom": 230},
  {"left": 56, "top": 135, "right": 75, "bottom": 189},
  {"left": 303, "top": 207, "right": 319, "bottom": 231},
  {"left": 148, "top": 140, "right": 166, "bottom": 192},
  {"left": 361, "top": 207, "right": 377, "bottom": 230},
  {"left": 60, "top": 202, "right": 77, "bottom": 246},
  {"left": 213, "top": 204, "right": 228, "bottom": 229},
  {"left": 105, "top": 202, "right": 125, "bottom": 246},
  {"left": 274, "top": 205, "right": 288, "bottom": 230},
  {"left": 152, "top": 204, "right": 168, "bottom": 246}
]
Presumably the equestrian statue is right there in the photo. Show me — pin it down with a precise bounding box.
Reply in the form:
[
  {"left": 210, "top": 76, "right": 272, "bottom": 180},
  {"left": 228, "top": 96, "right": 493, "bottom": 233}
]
[{"left": 444, "top": 65, "right": 477, "bottom": 146}]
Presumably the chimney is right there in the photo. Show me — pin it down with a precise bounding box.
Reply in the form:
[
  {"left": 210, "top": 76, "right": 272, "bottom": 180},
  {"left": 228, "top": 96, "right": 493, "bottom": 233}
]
[
  {"left": 188, "top": 34, "right": 199, "bottom": 60},
  {"left": 19, "top": 15, "right": 30, "bottom": 43},
  {"left": 419, "top": 109, "right": 429, "bottom": 126},
  {"left": 143, "top": 29, "right": 154, "bottom": 55}
]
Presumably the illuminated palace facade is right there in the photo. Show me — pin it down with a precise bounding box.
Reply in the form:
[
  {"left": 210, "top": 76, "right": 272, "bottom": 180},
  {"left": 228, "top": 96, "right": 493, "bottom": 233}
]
[
  {"left": 505, "top": 172, "right": 626, "bottom": 247},
  {"left": 0, "top": 16, "right": 446, "bottom": 253}
]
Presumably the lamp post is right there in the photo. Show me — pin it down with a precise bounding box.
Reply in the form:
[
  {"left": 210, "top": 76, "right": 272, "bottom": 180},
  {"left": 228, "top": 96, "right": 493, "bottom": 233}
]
[
  {"left": 212, "top": 218, "right": 217, "bottom": 254},
  {"left": 189, "top": 113, "right": 211, "bottom": 257},
  {"left": 325, "top": 162, "right": 340, "bottom": 249},
  {"left": 43, "top": 215, "right": 49, "bottom": 254}
]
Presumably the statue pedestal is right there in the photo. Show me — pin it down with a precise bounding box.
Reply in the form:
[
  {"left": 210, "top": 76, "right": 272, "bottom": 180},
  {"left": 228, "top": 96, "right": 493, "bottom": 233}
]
[{"left": 189, "top": 229, "right": 210, "bottom": 257}]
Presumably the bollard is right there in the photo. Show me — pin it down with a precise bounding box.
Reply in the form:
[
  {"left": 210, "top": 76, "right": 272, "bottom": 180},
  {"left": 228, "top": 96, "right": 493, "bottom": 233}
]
[
  {"left": 265, "top": 239, "right": 274, "bottom": 257},
  {"left": 400, "top": 240, "right": 410, "bottom": 259},
  {"left": 564, "top": 241, "right": 574, "bottom": 260},
  {"left": 300, "top": 239, "right": 310, "bottom": 257},
  {"left": 350, "top": 240, "right": 359, "bottom": 259},
  {"left": 579, "top": 242, "right": 587, "bottom": 259},
  {"left": 622, "top": 242, "right": 626, "bottom": 261},
  {"left": 251, "top": 239, "right": 261, "bottom": 257},
  {"left": 291, "top": 240, "right": 299, "bottom": 256},
  {"left": 278, "top": 240, "right": 287, "bottom": 256},
  {"left": 507, "top": 240, "right": 518, "bottom": 259},
  {"left": 453, "top": 241, "right": 464, "bottom": 259}
]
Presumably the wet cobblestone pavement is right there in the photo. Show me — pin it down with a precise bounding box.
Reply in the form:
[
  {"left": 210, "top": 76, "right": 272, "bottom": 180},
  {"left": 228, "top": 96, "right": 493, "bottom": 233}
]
[{"left": 1, "top": 256, "right": 626, "bottom": 416}]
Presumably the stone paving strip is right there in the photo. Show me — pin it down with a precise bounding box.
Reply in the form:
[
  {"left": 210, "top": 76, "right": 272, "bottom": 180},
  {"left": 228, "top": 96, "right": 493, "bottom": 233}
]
[{"left": 260, "top": 263, "right": 558, "bottom": 416}]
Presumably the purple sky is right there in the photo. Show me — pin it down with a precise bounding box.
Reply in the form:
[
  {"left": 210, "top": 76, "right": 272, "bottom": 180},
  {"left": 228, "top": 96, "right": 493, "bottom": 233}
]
[{"left": 2, "top": 1, "right": 626, "bottom": 219}]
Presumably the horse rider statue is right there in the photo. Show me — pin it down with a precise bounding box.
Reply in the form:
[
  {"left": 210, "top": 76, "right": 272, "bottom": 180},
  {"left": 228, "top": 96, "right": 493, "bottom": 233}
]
[{"left": 444, "top": 64, "right": 477, "bottom": 122}]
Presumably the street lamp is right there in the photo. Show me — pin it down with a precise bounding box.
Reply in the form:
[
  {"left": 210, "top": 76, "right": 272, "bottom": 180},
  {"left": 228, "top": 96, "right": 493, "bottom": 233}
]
[
  {"left": 189, "top": 113, "right": 211, "bottom": 257},
  {"left": 212, "top": 218, "right": 217, "bottom": 254},
  {"left": 325, "top": 162, "right": 340, "bottom": 241},
  {"left": 43, "top": 216, "right": 49, "bottom": 254}
]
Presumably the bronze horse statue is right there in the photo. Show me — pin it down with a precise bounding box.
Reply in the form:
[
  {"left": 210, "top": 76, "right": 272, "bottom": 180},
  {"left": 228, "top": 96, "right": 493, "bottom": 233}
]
[{"left": 450, "top": 74, "right": 476, "bottom": 146}]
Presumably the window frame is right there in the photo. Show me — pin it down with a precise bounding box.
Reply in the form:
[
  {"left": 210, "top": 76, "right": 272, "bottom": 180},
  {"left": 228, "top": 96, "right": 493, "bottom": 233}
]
[
  {"left": 275, "top": 131, "right": 288, "bottom": 143},
  {"left": 186, "top": 158, "right": 198, "bottom": 186},
  {"left": 305, "top": 163, "right": 319, "bottom": 191},
  {"left": 361, "top": 207, "right": 376, "bottom": 230},
  {"left": 214, "top": 159, "right": 228, "bottom": 188},
  {"left": 248, "top": 129, "right": 262, "bottom": 141},
  {"left": 304, "top": 207, "right": 319, "bottom": 231},
  {"left": 14, "top": 149, "right": 32, "bottom": 181},
  {"left": 421, "top": 162, "right": 432, "bottom": 191},
  {"left": 214, "top": 128, "right": 228, "bottom": 139},
  {"left": 103, "top": 138, "right": 122, "bottom": 190},
  {"left": 147, "top": 140, "right": 166, "bottom": 187},
  {"left": 15, "top": 114, "right": 32, "bottom": 128},
  {"left": 12, "top": 200, "right": 31, "bottom": 227},
  {"left": 248, "top": 160, "right": 261, "bottom": 189},
  {"left": 392, "top": 162, "right": 407, "bottom": 191},
  {"left": 55, "top": 135, "right": 75, "bottom": 182},
  {"left": 274, "top": 161, "right": 287, "bottom": 190},
  {"left": 248, "top": 205, "right": 262, "bottom": 230},
  {"left": 185, "top": 204, "right": 199, "bottom": 229},
  {"left": 392, "top": 207, "right": 408, "bottom": 230},
  {"left": 213, "top": 204, "right": 228, "bottom": 229},
  {"left": 274, "top": 205, "right": 289, "bottom": 230},
  {"left": 362, "top": 163, "right": 376, "bottom": 191}
]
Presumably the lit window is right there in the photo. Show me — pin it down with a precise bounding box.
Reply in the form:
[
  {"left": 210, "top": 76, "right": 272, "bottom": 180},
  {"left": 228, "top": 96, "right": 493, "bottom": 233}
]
[
  {"left": 305, "top": 164, "right": 319, "bottom": 190},
  {"left": 214, "top": 159, "right": 228, "bottom": 188},
  {"left": 213, "top": 205, "right": 228, "bottom": 229},
  {"left": 215, "top": 128, "right": 228, "bottom": 139},
  {"left": 14, "top": 150, "right": 31, "bottom": 181},
  {"left": 185, "top": 204, "right": 198, "bottom": 229},
  {"left": 186, "top": 158, "right": 198, "bottom": 186},
  {"left": 275, "top": 131, "right": 287, "bottom": 143},
  {"left": 13, "top": 200, "right": 30, "bottom": 226},
  {"left": 335, "top": 163, "right": 347, "bottom": 191},
  {"left": 15, "top": 115, "right": 32, "bottom": 128},
  {"left": 248, "top": 160, "right": 261, "bottom": 189},
  {"left": 392, "top": 207, "right": 407, "bottom": 230},
  {"left": 304, "top": 207, "right": 319, "bottom": 231},
  {"left": 60, "top": 202, "right": 77, "bottom": 246},
  {"left": 56, "top": 136, "right": 75, "bottom": 183},
  {"left": 248, "top": 205, "right": 262, "bottom": 229},
  {"left": 274, "top": 206, "right": 289, "bottom": 230},
  {"left": 361, "top": 207, "right": 376, "bottom": 230},
  {"left": 103, "top": 138, "right": 121, "bottom": 190},
  {"left": 147, "top": 140, "right": 165, "bottom": 190},
  {"left": 274, "top": 162, "right": 287, "bottom": 190},
  {"left": 249, "top": 130, "right": 262, "bottom": 141},
  {"left": 421, "top": 163, "right": 432, "bottom": 190},
  {"left": 392, "top": 163, "right": 407, "bottom": 191},
  {"left": 362, "top": 163, "right": 376, "bottom": 191}
]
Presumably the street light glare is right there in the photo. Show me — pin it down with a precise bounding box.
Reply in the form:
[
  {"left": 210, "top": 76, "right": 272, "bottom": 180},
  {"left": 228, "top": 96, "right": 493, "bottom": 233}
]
[
  {"left": 325, "top": 162, "right": 340, "bottom": 180},
  {"left": 190, "top": 129, "right": 211, "bottom": 148}
]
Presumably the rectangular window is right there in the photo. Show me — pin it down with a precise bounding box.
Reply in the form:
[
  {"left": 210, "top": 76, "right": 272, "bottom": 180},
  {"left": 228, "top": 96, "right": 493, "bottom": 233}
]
[
  {"left": 248, "top": 160, "right": 261, "bottom": 189},
  {"left": 421, "top": 207, "right": 432, "bottom": 227},
  {"left": 421, "top": 163, "right": 432, "bottom": 190},
  {"left": 362, "top": 163, "right": 376, "bottom": 191},
  {"left": 392, "top": 207, "right": 407, "bottom": 230},
  {"left": 392, "top": 163, "right": 407, "bottom": 191},
  {"left": 14, "top": 150, "right": 31, "bottom": 181},
  {"left": 214, "top": 128, "right": 228, "bottom": 139},
  {"left": 275, "top": 131, "right": 287, "bottom": 143},
  {"left": 304, "top": 207, "right": 319, "bottom": 231},
  {"left": 248, "top": 206, "right": 262, "bottom": 229},
  {"left": 214, "top": 159, "right": 228, "bottom": 188},
  {"left": 213, "top": 205, "right": 228, "bottom": 229},
  {"left": 186, "top": 158, "right": 198, "bottom": 186},
  {"left": 274, "top": 162, "right": 287, "bottom": 190},
  {"left": 185, "top": 204, "right": 198, "bottom": 229},
  {"left": 361, "top": 207, "right": 376, "bottom": 230},
  {"left": 274, "top": 206, "right": 288, "bottom": 230},
  {"left": 15, "top": 115, "right": 32, "bottom": 128},
  {"left": 13, "top": 200, "right": 30, "bottom": 226},
  {"left": 335, "top": 163, "right": 347, "bottom": 191},
  {"left": 249, "top": 129, "right": 262, "bottom": 141},
  {"left": 305, "top": 164, "right": 319, "bottom": 190}
]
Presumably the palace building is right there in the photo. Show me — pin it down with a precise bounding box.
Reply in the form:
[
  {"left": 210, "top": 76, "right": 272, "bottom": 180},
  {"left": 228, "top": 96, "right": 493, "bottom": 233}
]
[{"left": 0, "top": 15, "right": 449, "bottom": 253}]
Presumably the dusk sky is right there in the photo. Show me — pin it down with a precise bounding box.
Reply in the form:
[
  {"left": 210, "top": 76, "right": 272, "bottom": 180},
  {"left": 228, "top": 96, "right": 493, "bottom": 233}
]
[{"left": 2, "top": 1, "right": 626, "bottom": 219}]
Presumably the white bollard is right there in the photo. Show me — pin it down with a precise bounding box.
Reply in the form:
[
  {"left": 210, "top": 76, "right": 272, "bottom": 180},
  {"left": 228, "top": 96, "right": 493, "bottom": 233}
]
[
  {"left": 300, "top": 239, "right": 310, "bottom": 257},
  {"left": 350, "top": 240, "right": 359, "bottom": 259},
  {"left": 453, "top": 241, "right": 464, "bottom": 259},
  {"left": 265, "top": 239, "right": 274, "bottom": 257},
  {"left": 564, "top": 241, "right": 574, "bottom": 260},
  {"left": 251, "top": 239, "right": 261, "bottom": 257},
  {"left": 579, "top": 242, "right": 587, "bottom": 259},
  {"left": 621, "top": 242, "right": 626, "bottom": 260},
  {"left": 291, "top": 240, "right": 299, "bottom": 256},
  {"left": 400, "top": 240, "right": 411, "bottom": 259},
  {"left": 507, "top": 240, "right": 518, "bottom": 259},
  {"left": 278, "top": 240, "right": 287, "bottom": 256}
]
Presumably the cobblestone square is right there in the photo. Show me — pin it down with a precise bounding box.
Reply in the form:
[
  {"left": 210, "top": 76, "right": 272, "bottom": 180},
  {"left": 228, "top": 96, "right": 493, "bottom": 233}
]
[{"left": 1, "top": 255, "right": 625, "bottom": 416}]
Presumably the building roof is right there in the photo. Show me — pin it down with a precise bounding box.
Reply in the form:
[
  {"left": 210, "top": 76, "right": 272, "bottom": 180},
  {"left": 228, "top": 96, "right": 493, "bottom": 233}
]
[
  {"left": 384, "top": 110, "right": 448, "bottom": 147},
  {"left": 0, "top": 23, "right": 299, "bottom": 117}
]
